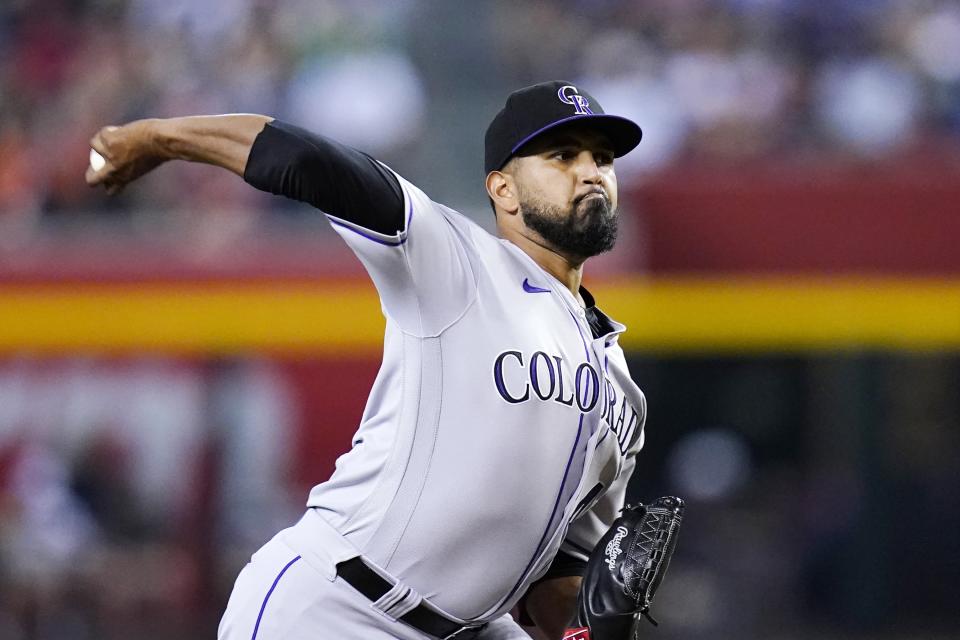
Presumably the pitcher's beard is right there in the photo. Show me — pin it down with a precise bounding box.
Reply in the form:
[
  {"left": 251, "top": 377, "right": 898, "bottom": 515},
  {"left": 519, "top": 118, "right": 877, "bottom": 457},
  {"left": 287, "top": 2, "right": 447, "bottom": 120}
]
[{"left": 520, "top": 193, "right": 618, "bottom": 260}]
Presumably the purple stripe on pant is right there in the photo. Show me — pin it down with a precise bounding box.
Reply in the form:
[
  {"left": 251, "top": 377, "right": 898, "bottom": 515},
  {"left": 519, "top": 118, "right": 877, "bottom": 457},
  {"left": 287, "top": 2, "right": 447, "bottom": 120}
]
[{"left": 251, "top": 555, "right": 302, "bottom": 640}]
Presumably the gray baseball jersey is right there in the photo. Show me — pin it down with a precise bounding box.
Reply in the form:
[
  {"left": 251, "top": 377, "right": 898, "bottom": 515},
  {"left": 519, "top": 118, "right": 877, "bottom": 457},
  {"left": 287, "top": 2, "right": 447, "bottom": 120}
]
[{"left": 299, "top": 169, "right": 646, "bottom": 622}]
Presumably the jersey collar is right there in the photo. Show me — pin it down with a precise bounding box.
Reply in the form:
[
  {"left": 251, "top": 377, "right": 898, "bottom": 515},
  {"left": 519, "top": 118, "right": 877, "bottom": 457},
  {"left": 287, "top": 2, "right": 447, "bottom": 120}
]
[{"left": 581, "top": 285, "right": 626, "bottom": 340}]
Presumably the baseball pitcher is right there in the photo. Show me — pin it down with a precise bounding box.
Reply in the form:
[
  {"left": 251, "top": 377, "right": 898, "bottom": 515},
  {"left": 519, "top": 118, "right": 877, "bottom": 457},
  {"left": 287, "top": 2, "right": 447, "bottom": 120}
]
[{"left": 86, "top": 81, "right": 682, "bottom": 640}]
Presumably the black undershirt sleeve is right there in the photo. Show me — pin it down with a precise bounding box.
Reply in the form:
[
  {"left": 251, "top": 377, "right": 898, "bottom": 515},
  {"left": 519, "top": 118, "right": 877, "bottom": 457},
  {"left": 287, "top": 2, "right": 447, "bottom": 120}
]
[{"left": 243, "top": 120, "right": 405, "bottom": 235}]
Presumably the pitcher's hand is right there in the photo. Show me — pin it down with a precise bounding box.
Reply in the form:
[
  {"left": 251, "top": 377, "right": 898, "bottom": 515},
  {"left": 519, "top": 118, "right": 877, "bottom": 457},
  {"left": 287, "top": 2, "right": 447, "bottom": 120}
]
[{"left": 86, "top": 120, "right": 167, "bottom": 194}]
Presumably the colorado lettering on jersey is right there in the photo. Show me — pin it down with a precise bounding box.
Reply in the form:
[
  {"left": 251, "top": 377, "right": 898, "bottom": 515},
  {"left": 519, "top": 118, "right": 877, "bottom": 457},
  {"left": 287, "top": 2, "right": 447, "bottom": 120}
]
[{"left": 492, "top": 350, "right": 640, "bottom": 454}]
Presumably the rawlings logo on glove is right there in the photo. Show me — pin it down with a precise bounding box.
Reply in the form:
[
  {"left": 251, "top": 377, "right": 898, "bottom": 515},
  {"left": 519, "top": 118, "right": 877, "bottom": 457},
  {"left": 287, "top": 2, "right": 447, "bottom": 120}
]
[
  {"left": 564, "top": 496, "right": 684, "bottom": 640},
  {"left": 604, "top": 526, "right": 629, "bottom": 570}
]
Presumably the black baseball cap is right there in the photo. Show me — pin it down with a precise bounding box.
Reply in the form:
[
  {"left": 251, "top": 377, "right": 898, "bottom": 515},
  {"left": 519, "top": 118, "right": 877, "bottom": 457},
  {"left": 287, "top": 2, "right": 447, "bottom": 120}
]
[{"left": 484, "top": 80, "right": 642, "bottom": 175}]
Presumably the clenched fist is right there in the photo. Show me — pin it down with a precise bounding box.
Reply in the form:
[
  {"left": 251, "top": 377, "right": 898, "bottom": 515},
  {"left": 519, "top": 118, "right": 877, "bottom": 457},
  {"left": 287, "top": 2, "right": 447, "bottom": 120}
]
[{"left": 85, "top": 119, "right": 169, "bottom": 195}]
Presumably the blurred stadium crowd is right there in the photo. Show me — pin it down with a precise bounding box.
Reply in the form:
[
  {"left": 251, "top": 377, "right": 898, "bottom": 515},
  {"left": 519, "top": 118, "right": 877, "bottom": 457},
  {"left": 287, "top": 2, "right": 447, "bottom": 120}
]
[
  {"left": 1, "top": 2, "right": 959, "bottom": 640},
  {"left": 1, "top": 0, "right": 959, "bottom": 227},
  {"left": 0, "top": 359, "right": 296, "bottom": 639}
]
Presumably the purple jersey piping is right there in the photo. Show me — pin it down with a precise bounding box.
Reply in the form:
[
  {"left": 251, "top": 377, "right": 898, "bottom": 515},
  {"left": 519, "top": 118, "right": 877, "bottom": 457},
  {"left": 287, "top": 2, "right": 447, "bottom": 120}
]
[
  {"left": 498, "top": 413, "right": 585, "bottom": 608},
  {"left": 567, "top": 310, "right": 592, "bottom": 362},
  {"left": 328, "top": 217, "right": 406, "bottom": 246},
  {"left": 251, "top": 554, "right": 302, "bottom": 640},
  {"left": 326, "top": 181, "right": 413, "bottom": 246}
]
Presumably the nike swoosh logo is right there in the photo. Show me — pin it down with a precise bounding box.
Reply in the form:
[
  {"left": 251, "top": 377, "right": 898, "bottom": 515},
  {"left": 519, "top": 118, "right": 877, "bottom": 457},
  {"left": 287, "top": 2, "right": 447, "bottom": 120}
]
[{"left": 522, "top": 278, "right": 551, "bottom": 294}]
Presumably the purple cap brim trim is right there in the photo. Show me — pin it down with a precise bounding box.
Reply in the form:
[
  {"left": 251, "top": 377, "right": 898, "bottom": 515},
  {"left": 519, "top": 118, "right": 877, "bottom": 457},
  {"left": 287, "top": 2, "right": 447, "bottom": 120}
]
[{"left": 509, "top": 113, "right": 643, "bottom": 157}]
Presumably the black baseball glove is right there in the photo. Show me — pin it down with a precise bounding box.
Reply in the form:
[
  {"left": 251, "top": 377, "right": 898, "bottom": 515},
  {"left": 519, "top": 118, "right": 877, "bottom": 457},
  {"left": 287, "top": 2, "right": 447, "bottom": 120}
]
[{"left": 564, "top": 496, "right": 684, "bottom": 640}]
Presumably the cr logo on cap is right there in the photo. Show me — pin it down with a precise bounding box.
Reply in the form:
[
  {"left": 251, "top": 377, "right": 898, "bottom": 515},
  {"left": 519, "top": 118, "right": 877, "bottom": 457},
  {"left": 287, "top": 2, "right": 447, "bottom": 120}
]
[{"left": 558, "top": 85, "right": 594, "bottom": 115}]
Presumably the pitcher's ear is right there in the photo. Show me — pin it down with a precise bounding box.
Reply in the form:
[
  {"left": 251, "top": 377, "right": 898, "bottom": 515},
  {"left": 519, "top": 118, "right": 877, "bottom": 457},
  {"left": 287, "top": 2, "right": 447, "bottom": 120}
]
[{"left": 486, "top": 169, "right": 519, "bottom": 216}]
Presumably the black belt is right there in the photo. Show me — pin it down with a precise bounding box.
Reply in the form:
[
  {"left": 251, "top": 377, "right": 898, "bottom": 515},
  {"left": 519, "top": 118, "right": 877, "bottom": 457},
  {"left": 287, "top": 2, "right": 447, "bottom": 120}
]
[{"left": 336, "top": 557, "right": 486, "bottom": 639}]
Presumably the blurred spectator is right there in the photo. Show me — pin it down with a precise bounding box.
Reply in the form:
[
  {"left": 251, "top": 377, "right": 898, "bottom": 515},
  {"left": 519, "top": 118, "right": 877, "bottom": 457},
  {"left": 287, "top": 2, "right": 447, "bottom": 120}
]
[
  {"left": 69, "top": 433, "right": 149, "bottom": 542},
  {"left": 815, "top": 57, "right": 921, "bottom": 156},
  {"left": 1, "top": 0, "right": 958, "bottom": 230},
  {"left": 286, "top": 49, "right": 426, "bottom": 155},
  {"left": 3, "top": 442, "right": 99, "bottom": 589}
]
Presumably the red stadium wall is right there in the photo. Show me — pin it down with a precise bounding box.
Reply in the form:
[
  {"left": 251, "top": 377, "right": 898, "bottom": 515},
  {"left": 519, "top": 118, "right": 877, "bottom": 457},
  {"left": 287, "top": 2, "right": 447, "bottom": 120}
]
[
  {"left": 279, "top": 357, "right": 380, "bottom": 489},
  {"left": 631, "top": 160, "right": 960, "bottom": 275},
  {"left": 1, "top": 162, "right": 958, "bottom": 489}
]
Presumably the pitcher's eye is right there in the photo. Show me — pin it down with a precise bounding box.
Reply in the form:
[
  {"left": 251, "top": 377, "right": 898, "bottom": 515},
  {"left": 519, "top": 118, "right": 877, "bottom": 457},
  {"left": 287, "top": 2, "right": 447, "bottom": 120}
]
[{"left": 596, "top": 151, "right": 615, "bottom": 165}]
